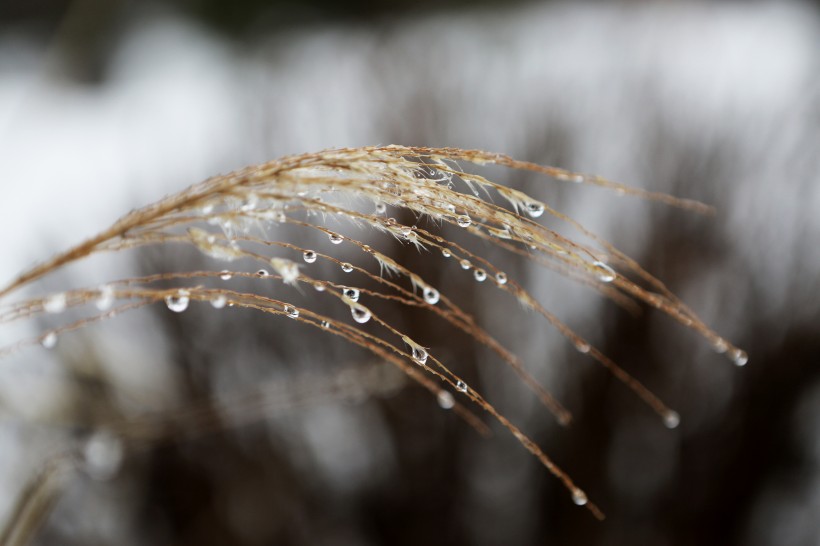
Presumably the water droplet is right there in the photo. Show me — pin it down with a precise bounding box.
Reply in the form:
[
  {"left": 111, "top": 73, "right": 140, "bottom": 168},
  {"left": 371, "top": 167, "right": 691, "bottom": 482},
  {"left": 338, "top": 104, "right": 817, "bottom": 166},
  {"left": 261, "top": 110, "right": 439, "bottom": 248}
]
[
  {"left": 460, "top": 259, "right": 471, "bottom": 270},
  {"left": 303, "top": 250, "right": 317, "bottom": 263},
  {"left": 456, "top": 380, "right": 468, "bottom": 393},
  {"left": 663, "top": 410, "right": 680, "bottom": 429},
  {"left": 82, "top": 430, "right": 123, "bottom": 481},
  {"left": 524, "top": 201, "right": 545, "bottom": 218},
  {"left": 400, "top": 226, "right": 412, "bottom": 237},
  {"left": 41, "top": 332, "right": 57, "bottom": 349},
  {"left": 256, "top": 269, "right": 269, "bottom": 277},
  {"left": 495, "top": 272, "right": 507, "bottom": 285},
  {"left": 574, "top": 340, "right": 591, "bottom": 354},
  {"left": 340, "top": 263, "right": 354, "bottom": 273},
  {"left": 592, "top": 261, "right": 616, "bottom": 282},
  {"left": 473, "top": 269, "right": 487, "bottom": 282},
  {"left": 375, "top": 202, "right": 387, "bottom": 214},
  {"left": 350, "top": 304, "right": 371, "bottom": 324},
  {"left": 44, "top": 293, "right": 67, "bottom": 314},
  {"left": 571, "top": 174, "right": 584, "bottom": 183},
  {"left": 321, "top": 320, "right": 331, "bottom": 329},
  {"left": 441, "top": 249, "right": 451, "bottom": 258},
  {"left": 405, "top": 231, "right": 418, "bottom": 243},
  {"left": 403, "top": 336, "right": 428, "bottom": 365},
  {"left": 423, "top": 287, "right": 440, "bottom": 305},
  {"left": 437, "top": 391, "right": 455, "bottom": 409},
  {"left": 285, "top": 305, "right": 299, "bottom": 319},
  {"left": 343, "top": 288, "right": 360, "bottom": 302},
  {"left": 456, "top": 214, "right": 471, "bottom": 228},
  {"left": 219, "top": 270, "right": 232, "bottom": 280},
  {"left": 314, "top": 283, "right": 326, "bottom": 292},
  {"left": 571, "top": 488, "right": 588, "bottom": 506},
  {"left": 165, "top": 290, "right": 190, "bottom": 313},
  {"left": 730, "top": 348, "right": 748, "bottom": 367},
  {"left": 210, "top": 295, "right": 227, "bottom": 309},
  {"left": 95, "top": 285, "right": 114, "bottom": 311},
  {"left": 328, "top": 233, "right": 344, "bottom": 245}
]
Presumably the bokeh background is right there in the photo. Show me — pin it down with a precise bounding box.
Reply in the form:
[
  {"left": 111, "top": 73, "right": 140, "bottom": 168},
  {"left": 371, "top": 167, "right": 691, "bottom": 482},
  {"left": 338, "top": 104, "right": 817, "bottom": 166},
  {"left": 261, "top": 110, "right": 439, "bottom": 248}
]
[{"left": 1, "top": 0, "right": 819, "bottom": 544}]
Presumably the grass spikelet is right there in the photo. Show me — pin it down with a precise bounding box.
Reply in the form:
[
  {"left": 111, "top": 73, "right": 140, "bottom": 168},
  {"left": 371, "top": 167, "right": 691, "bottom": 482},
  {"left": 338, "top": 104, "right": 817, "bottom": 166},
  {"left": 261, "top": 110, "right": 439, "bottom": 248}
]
[{"left": 0, "top": 145, "right": 746, "bottom": 519}]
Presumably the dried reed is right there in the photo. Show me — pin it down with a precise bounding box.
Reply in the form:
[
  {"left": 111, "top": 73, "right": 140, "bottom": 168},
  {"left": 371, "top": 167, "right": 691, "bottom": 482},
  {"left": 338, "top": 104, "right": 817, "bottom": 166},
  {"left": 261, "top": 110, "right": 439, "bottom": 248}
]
[{"left": 0, "top": 145, "right": 747, "bottom": 520}]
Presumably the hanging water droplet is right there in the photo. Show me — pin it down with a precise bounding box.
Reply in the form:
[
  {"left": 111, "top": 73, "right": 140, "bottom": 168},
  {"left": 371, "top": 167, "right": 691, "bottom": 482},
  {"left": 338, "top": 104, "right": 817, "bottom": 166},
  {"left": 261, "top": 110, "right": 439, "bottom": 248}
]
[
  {"left": 574, "top": 340, "right": 591, "bottom": 354},
  {"left": 473, "top": 269, "right": 487, "bottom": 282},
  {"left": 571, "top": 488, "right": 588, "bottom": 506},
  {"left": 44, "top": 293, "right": 67, "bottom": 314},
  {"left": 375, "top": 202, "right": 387, "bottom": 214},
  {"left": 343, "top": 288, "right": 360, "bottom": 302},
  {"left": 423, "top": 286, "right": 440, "bottom": 305},
  {"left": 95, "top": 285, "right": 114, "bottom": 311},
  {"left": 350, "top": 304, "right": 371, "bottom": 324},
  {"left": 341, "top": 263, "right": 353, "bottom": 273},
  {"left": 303, "top": 250, "right": 317, "bottom": 263},
  {"left": 437, "top": 391, "right": 455, "bottom": 409},
  {"left": 256, "top": 269, "right": 269, "bottom": 277},
  {"left": 210, "top": 295, "right": 227, "bottom": 309},
  {"left": 400, "top": 226, "right": 412, "bottom": 237},
  {"left": 663, "top": 410, "right": 680, "bottom": 429},
  {"left": 441, "top": 249, "right": 451, "bottom": 258},
  {"left": 730, "top": 348, "right": 748, "bottom": 367},
  {"left": 82, "top": 430, "right": 124, "bottom": 481},
  {"left": 219, "top": 270, "right": 232, "bottom": 280},
  {"left": 328, "top": 232, "right": 344, "bottom": 244},
  {"left": 321, "top": 320, "right": 331, "bottom": 329},
  {"left": 460, "top": 259, "right": 471, "bottom": 270},
  {"left": 41, "top": 332, "right": 57, "bottom": 349},
  {"left": 165, "top": 290, "right": 190, "bottom": 313},
  {"left": 495, "top": 272, "right": 507, "bottom": 285},
  {"left": 456, "top": 214, "right": 471, "bottom": 228},
  {"left": 456, "top": 380, "right": 468, "bottom": 393},
  {"left": 524, "top": 201, "right": 545, "bottom": 218},
  {"left": 402, "top": 336, "right": 428, "bottom": 365},
  {"left": 285, "top": 305, "right": 299, "bottom": 319},
  {"left": 592, "top": 261, "right": 616, "bottom": 282}
]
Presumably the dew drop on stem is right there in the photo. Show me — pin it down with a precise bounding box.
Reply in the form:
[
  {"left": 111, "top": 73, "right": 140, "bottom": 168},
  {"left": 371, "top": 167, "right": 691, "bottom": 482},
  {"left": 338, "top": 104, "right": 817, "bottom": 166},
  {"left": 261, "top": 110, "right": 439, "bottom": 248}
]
[
  {"left": 328, "top": 233, "right": 344, "bottom": 245},
  {"left": 165, "top": 290, "right": 190, "bottom": 313},
  {"left": 350, "top": 304, "right": 371, "bottom": 324},
  {"left": 437, "top": 391, "right": 455, "bottom": 409},
  {"left": 343, "top": 288, "right": 360, "bottom": 302},
  {"left": 473, "top": 269, "right": 487, "bottom": 282},
  {"left": 423, "top": 286, "right": 440, "bottom": 305},
  {"left": 524, "top": 201, "right": 545, "bottom": 218},
  {"left": 303, "top": 250, "right": 317, "bottom": 263},
  {"left": 41, "top": 332, "right": 57, "bottom": 349},
  {"left": 592, "top": 261, "right": 616, "bottom": 282},
  {"left": 285, "top": 305, "right": 299, "bottom": 319},
  {"left": 341, "top": 263, "right": 354, "bottom": 273},
  {"left": 456, "top": 215, "right": 471, "bottom": 228},
  {"left": 571, "top": 488, "right": 588, "bottom": 506},
  {"left": 219, "top": 270, "right": 232, "bottom": 280},
  {"left": 456, "top": 380, "right": 468, "bottom": 393}
]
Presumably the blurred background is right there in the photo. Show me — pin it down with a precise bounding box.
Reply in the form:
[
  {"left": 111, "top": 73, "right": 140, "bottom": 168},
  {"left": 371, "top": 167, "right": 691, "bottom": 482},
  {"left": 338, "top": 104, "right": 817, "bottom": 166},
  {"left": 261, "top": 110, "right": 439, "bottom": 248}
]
[{"left": 1, "top": 0, "right": 819, "bottom": 544}]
